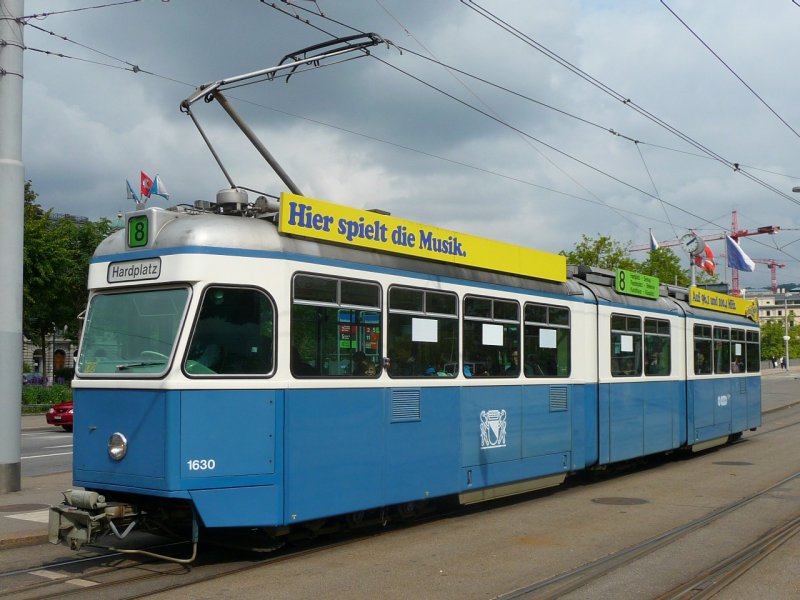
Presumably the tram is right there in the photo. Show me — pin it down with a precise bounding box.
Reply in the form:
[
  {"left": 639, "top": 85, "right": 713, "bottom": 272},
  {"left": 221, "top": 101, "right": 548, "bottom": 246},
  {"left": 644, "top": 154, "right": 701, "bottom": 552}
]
[
  {"left": 48, "top": 35, "right": 761, "bottom": 562},
  {"left": 48, "top": 191, "right": 761, "bottom": 561}
]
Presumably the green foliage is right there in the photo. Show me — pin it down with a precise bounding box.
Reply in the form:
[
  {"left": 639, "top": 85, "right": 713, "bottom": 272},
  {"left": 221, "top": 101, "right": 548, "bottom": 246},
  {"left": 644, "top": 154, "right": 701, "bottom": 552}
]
[
  {"left": 639, "top": 248, "right": 689, "bottom": 286},
  {"left": 760, "top": 319, "right": 800, "bottom": 360},
  {"left": 561, "top": 234, "right": 639, "bottom": 272},
  {"left": 23, "top": 180, "right": 114, "bottom": 374},
  {"left": 561, "top": 233, "right": 718, "bottom": 286},
  {"left": 21, "top": 384, "right": 72, "bottom": 409}
]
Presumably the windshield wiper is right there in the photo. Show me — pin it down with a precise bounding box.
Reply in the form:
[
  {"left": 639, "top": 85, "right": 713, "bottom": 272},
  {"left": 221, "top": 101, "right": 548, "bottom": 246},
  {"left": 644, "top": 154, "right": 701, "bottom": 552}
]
[{"left": 116, "top": 361, "right": 166, "bottom": 371}]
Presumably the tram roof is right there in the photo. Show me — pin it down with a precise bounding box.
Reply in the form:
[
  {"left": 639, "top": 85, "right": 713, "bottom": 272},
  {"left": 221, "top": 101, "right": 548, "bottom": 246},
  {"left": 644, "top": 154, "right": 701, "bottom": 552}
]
[{"left": 95, "top": 207, "right": 584, "bottom": 297}]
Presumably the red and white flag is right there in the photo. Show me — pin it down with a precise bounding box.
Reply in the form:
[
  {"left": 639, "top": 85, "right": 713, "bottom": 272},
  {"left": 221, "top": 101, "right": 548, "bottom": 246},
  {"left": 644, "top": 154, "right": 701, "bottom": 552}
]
[{"left": 140, "top": 171, "right": 153, "bottom": 198}]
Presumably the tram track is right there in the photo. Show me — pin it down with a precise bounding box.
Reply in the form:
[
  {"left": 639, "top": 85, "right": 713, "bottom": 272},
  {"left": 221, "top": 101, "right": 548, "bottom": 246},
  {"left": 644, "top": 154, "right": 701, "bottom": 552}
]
[
  {"left": 0, "top": 523, "right": 409, "bottom": 600},
  {"left": 0, "top": 545, "right": 189, "bottom": 600},
  {"left": 656, "top": 512, "right": 800, "bottom": 600},
  {"left": 493, "top": 469, "right": 800, "bottom": 600}
]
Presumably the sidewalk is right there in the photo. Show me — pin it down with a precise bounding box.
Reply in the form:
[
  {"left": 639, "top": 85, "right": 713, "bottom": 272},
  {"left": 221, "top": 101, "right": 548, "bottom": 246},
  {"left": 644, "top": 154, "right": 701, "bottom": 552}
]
[{"left": 0, "top": 415, "right": 73, "bottom": 549}]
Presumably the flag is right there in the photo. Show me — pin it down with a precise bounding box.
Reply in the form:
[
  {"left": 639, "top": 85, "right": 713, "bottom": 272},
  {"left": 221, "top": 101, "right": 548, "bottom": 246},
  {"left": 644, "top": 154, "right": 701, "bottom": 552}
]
[
  {"left": 140, "top": 171, "right": 153, "bottom": 198},
  {"left": 694, "top": 242, "right": 715, "bottom": 275},
  {"left": 126, "top": 179, "right": 139, "bottom": 203},
  {"left": 649, "top": 230, "right": 659, "bottom": 251},
  {"left": 150, "top": 174, "right": 170, "bottom": 200},
  {"left": 725, "top": 234, "right": 755, "bottom": 272}
]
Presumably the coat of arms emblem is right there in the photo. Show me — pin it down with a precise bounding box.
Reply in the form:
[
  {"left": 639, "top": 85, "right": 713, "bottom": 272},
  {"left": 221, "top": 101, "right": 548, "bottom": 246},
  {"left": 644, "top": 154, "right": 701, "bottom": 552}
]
[{"left": 480, "top": 409, "right": 507, "bottom": 449}]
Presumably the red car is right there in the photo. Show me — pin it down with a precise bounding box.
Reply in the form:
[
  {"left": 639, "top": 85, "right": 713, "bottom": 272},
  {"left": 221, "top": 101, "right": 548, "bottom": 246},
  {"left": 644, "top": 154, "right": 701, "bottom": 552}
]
[{"left": 46, "top": 401, "right": 74, "bottom": 432}]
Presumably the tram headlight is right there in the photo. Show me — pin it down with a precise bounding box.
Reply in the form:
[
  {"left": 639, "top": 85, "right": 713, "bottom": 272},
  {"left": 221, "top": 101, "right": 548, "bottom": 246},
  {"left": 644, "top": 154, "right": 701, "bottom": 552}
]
[{"left": 108, "top": 432, "right": 128, "bottom": 461}]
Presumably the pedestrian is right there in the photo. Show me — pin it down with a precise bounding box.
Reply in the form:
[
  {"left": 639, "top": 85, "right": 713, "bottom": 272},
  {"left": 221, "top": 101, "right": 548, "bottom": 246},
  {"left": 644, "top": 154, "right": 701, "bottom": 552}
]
[
  {"left": 780, "top": 356, "right": 787, "bottom": 370},
  {"left": 771, "top": 354, "right": 777, "bottom": 368}
]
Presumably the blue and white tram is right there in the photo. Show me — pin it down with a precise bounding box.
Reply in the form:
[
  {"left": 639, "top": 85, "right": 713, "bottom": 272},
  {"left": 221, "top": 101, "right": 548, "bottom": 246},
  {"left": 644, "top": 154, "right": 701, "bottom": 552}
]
[{"left": 49, "top": 195, "right": 761, "bottom": 560}]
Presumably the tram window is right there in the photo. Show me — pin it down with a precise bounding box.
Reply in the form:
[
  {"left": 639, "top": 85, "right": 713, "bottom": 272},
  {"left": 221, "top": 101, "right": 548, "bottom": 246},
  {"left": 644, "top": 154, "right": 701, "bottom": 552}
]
[
  {"left": 185, "top": 287, "right": 275, "bottom": 376},
  {"left": 387, "top": 286, "right": 458, "bottom": 378},
  {"left": 294, "top": 275, "right": 337, "bottom": 304},
  {"left": 644, "top": 318, "right": 671, "bottom": 376},
  {"left": 730, "top": 329, "right": 746, "bottom": 373},
  {"left": 746, "top": 330, "right": 760, "bottom": 373},
  {"left": 523, "top": 302, "right": 570, "bottom": 378},
  {"left": 713, "top": 327, "right": 731, "bottom": 374},
  {"left": 464, "top": 297, "right": 492, "bottom": 318},
  {"left": 610, "top": 314, "right": 642, "bottom": 377},
  {"left": 693, "top": 324, "right": 713, "bottom": 375},
  {"left": 341, "top": 280, "right": 380, "bottom": 307},
  {"left": 427, "top": 290, "right": 457, "bottom": 315},
  {"left": 291, "top": 274, "right": 382, "bottom": 378},
  {"left": 390, "top": 287, "right": 424, "bottom": 312},
  {"left": 463, "top": 296, "right": 520, "bottom": 378},
  {"left": 78, "top": 288, "right": 189, "bottom": 376}
]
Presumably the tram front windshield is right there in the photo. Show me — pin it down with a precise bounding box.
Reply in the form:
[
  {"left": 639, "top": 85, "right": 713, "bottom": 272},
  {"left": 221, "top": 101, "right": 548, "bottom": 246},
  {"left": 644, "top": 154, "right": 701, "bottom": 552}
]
[{"left": 77, "top": 288, "right": 190, "bottom": 376}]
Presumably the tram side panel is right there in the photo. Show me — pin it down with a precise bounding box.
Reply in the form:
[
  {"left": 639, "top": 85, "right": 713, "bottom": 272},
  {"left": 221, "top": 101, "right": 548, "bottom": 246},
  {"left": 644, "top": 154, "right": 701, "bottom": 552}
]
[
  {"left": 383, "top": 386, "right": 461, "bottom": 505},
  {"left": 596, "top": 307, "right": 687, "bottom": 465},
  {"left": 459, "top": 384, "right": 577, "bottom": 491},
  {"left": 747, "top": 376, "right": 762, "bottom": 430},
  {"left": 182, "top": 389, "right": 282, "bottom": 527},
  {"left": 459, "top": 296, "right": 597, "bottom": 488},
  {"left": 684, "top": 314, "right": 761, "bottom": 445},
  {"left": 283, "top": 387, "right": 386, "bottom": 523}
]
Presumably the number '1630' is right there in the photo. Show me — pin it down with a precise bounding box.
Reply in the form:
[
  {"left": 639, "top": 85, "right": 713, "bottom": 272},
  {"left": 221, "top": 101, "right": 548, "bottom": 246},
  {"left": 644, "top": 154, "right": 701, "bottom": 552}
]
[{"left": 187, "top": 459, "right": 216, "bottom": 471}]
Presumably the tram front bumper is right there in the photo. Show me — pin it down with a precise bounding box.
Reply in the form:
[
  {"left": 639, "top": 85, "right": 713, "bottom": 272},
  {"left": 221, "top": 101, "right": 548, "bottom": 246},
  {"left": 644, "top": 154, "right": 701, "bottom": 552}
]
[{"left": 48, "top": 489, "right": 136, "bottom": 550}]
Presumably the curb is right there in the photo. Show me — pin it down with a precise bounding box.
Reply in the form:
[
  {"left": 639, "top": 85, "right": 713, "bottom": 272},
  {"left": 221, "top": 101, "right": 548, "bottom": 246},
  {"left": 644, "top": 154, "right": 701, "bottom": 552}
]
[{"left": 0, "top": 531, "right": 49, "bottom": 550}]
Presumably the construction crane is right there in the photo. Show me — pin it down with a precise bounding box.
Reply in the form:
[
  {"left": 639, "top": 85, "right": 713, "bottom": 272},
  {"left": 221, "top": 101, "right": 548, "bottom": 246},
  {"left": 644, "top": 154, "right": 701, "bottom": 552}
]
[
  {"left": 629, "top": 210, "right": 780, "bottom": 296},
  {"left": 753, "top": 259, "right": 786, "bottom": 294}
]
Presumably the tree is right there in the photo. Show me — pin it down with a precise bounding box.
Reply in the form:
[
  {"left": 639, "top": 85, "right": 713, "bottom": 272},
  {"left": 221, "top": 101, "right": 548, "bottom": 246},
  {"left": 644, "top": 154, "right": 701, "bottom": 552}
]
[
  {"left": 761, "top": 318, "right": 800, "bottom": 360},
  {"left": 560, "top": 234, "right": 640, "bottom": 272},
  {"left": 562, "top": 233, "right": 718, "bottom": 286},
  {"left": 760, "top": 320, "right": 784, "bottom": 360},
  {"left": 23, "top": 181, "right": 113, "bottom": 378},
  {"left": 639, "top": 247, "right": 689, "bottom": 286}
]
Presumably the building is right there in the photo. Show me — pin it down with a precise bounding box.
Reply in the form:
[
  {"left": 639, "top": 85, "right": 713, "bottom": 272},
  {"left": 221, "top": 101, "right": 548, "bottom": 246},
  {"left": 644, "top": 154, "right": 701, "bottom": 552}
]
[
  {"left": 22, "top": 332, "right": 77, "bottom": 385},
  {"left": 749, "top": 289, "right": 800, "bottom": 325}
]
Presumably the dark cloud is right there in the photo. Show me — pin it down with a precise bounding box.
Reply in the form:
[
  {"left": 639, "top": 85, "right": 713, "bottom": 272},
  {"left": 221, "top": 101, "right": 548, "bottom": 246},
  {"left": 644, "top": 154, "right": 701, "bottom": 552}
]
[{"left": 19, "top": 0, "right": 800, "bottom": 289}]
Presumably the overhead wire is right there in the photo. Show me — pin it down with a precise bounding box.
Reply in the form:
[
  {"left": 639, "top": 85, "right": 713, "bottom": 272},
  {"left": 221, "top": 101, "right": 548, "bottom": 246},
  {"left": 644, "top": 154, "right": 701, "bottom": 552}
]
[
  {"left": 460, "top": 0, "right": 800, "bottom": 209},
  {"left": 661, "top": 0, "right": 800, "bottom": 140},
  {"left": 21, "top": 0, "right": 142, "bottom": 21},
  {"left": 635, "top": 142, "right": 680, "bottom": 243},
  {"left": 271, "top": 0, "right": 800, "bottom": 267},
  {"left": 25, "top": 21, "right": 142, "bottom": 70},
  {"left": 369, "top": 0, "right": 645, "bottom": 234},
  {"left": 264, "top": 1, "right": 734, "bottom": 234},
  {"left": 19, "top": 11, "right": 682, "bottom": 229}
]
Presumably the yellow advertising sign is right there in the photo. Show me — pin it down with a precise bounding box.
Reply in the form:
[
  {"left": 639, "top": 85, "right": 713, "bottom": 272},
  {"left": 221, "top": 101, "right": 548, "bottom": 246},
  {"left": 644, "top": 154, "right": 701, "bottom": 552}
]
[
  {"left": 689, "top": 286, "right": 758, "bottom": 322},
  {"left": 278, "top": 193, "right": 566, "bottom": 282}
]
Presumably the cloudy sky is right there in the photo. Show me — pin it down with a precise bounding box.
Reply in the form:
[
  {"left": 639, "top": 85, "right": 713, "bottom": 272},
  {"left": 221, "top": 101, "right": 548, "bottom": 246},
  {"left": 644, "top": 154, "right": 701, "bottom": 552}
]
[{"left": 18, "top": 0, "right": 800, "bottom": 291}]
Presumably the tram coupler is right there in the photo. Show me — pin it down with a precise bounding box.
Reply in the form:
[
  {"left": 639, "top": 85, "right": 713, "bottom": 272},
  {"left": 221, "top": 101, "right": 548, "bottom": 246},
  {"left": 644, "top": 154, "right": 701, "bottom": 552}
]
[{"left": 48, "top": 489, "right": 137, "bottom": 550}]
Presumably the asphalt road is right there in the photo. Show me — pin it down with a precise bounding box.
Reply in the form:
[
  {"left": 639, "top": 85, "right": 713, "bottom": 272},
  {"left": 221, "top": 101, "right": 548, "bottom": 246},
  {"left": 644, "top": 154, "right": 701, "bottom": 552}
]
[{"left": 21, "top": 427, "right": 73, "bottom": 477}]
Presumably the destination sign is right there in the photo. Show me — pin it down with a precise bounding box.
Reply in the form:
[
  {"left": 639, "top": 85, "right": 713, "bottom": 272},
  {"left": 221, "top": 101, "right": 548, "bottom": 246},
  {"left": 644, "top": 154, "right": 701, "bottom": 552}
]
[
  {"left": 107, "top": 258, "right": 161, "bottom": 283},
  {"left": 615, "top": 269, "right": 660, "bottom": 299},
  {"left": 278, "top": 193, "right": 567, "bottom": 282},
  {"left": 689, "top": 286, "right": 758, "bottom": 322},
  {"left": 127, "top": 214, "right": 149, "bottom": 248}
]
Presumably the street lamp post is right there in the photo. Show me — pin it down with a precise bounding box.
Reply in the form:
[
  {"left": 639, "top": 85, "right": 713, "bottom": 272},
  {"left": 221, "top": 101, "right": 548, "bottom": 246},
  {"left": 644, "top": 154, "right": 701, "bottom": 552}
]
[
  {"left": 784, "top": 296, "right": 791, "bottom": 370},
  {"left": 51, "top": 322, "right": 56, "bottom": 386},
  {"left": 788, "top": 187, "right": 800, "bottom": 369}
]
